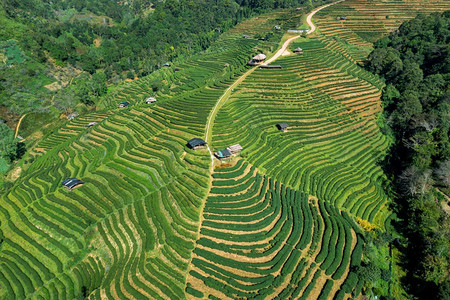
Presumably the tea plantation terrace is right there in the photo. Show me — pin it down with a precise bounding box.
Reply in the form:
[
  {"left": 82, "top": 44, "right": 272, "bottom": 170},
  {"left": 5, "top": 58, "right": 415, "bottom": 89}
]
[
  {"left": 187, "top": 160, "right": 365, "bottom": 299},
  {"left": 0, "top": 11, "right": 289, "bottom": 297},
  {"left": 1, "top": 1, "right": 449, "bottom": 299},
  {"left": 260, "top": 64, "right": 283, "bottom": 69}
]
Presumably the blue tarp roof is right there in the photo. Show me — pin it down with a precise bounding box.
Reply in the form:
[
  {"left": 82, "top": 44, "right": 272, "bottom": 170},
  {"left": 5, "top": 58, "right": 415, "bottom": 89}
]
[{"left": 215, "top": 149, "right": 231, "bottom": 158}]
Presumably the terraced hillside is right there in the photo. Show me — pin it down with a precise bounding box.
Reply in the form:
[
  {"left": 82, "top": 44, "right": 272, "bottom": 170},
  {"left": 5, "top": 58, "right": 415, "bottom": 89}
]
[
  {"left": 190, "top": 0, "right": 450, "bottom": 299},
  {"left": 1, "top": 0, "right": 449, "bottom": 299},
  {"left": 187, "top": 160, "right": 365, "bottom": 299},
  {"left": 314, "top": 0, "right": 450, "bottom": 59},
  {"left": 211, "top": 35, "right": 389, "bottom": 224},
  {"left": 0, "top": 11, "right": 301, "bottom": 299}
]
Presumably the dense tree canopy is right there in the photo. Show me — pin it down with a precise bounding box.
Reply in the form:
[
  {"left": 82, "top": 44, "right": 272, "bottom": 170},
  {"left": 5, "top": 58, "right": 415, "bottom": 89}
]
[
  {"left": 0, "top": 0, "right": 323, "bottom": 117},
  {"left": 0, "top": 122, "right": 22, "bottom": 163},
  {"left": 1, "top": 0, "right": 314, "bottom": 80},
  {"left": 365, "top": 11, "right": 449, "bottom": 299}
]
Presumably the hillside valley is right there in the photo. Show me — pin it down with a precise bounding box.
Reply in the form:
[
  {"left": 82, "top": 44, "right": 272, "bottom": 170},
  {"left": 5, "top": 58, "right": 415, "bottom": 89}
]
[{"left": 0, "top": 0, "right": 449, "bottom": 299}]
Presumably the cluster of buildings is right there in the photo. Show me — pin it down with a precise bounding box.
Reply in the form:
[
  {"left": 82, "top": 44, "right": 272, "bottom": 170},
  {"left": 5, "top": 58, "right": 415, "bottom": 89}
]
[
  {"left": 118, "top": 96, "right": 157, "bottom": 109},
  {"left": 187, "top": 122, "right": 289, "bottom": 161}
]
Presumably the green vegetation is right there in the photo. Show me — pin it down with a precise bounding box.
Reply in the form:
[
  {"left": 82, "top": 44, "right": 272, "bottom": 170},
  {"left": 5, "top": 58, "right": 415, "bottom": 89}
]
[
  {"left": 0, "top": 122, "right": 23, "bottom": 163},
  {"left": 211, "top": 35, "right": 389, "bottom": 224},
  {"left": 366, "top": 11, "right": 450, "bottom": 299},
  {"left": 314, "top": 0, "right": 450, "bottom": 60},
  {"left": 0, "top": 0, "right": 448, "bottom": 299},
  {"left": 188, "top": 160, "right": 364, "bottom": 298},
  {"left": 0, "top": 10, "right": 299, "bottom": 298},
  {"left": 0, "top": 0, "right": 320, "bottom": 116}
]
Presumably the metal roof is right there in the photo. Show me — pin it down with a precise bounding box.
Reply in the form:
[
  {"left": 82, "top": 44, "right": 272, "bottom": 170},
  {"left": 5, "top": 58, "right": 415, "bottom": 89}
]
[
  {"left": 62, "top": 178, "right": 84, "bottom": 189},
  {"left": 227, "top": 144, "right": 243, "bottom": 153},
  {"left": 277, "top": 123, "right": 289, "bottom": 130},
  {"left": 187, "top": 138, "right": 207, "bottom": 148},
  {"left": 253, "top": 53, "right": 267, "bottom": 61},
  {"left": 215, "top": 149, "right": 232, "bottom": 159}
]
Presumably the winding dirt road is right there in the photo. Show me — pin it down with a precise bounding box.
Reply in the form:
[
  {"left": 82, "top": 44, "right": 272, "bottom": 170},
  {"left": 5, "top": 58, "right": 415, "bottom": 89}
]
[
  {"left": 14, "top": 114, "right": 27, "bottom": 139},
  {"left": 265, "top": 0, "right": 344, "bottom": 65},
  {"left": 205, "top": 0, "right": 344, "bottom": 163}
]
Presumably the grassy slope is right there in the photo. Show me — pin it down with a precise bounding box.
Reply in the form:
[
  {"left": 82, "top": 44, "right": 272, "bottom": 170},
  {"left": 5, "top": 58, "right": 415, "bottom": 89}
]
[
  {"left": 0, "top": 10, "right": 298, "bottom": 299},
  {"left": 188, "top": 0, "right": 450, "bottom": 299},
  {"left": 0, "top": 0, "right": 449, "bottom": 299}
]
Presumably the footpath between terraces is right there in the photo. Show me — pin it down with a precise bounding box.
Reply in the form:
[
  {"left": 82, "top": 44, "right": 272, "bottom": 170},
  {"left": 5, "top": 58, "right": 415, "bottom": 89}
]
[{"left": 204, "top": 0, "right": 345, "bottom": 166}]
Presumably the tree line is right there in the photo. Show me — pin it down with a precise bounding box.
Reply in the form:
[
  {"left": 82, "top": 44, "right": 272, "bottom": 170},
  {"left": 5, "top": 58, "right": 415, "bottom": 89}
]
[
  {"left": 2, "top": 0, "right": 316, "bottom": 82},
  {"left": 0, "top": 0, "right": 323, "bottom": 118},
  {"left": 365, "top": 11, "right": 449, "bottom": 299}
]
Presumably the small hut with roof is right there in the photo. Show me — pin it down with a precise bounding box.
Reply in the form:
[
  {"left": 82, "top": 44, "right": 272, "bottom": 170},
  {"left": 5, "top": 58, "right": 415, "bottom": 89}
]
[
  {"left": 248, "top": 53, "right": 267, "bottom": 66},
  {"left": 214, "top": 149, "right": 232, "bottom": 160},
  {"left": 118, "top": 101, "right": 129, "bottom": 108},
  {"left": 146, "top": 97, "right": 157, "bottom": 104},
  {"left": 62, "top": 178, "right": 84, "bottom": 190},
  {"left": 276, "top": 123, "right": 289, "bottom": 132},
  {"left": 227, "top": 144, "right": 243, "bottom": 154},
  {"left": 187, "top": 138, "right": 207, "bottom": 150},
  {"left": 294, "top": 47, "right": 303, "bottom": 54}
]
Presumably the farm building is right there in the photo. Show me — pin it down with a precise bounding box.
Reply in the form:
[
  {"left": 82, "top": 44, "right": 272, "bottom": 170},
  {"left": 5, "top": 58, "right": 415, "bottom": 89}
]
[
  {"left": 187, "top": 138, "right": 207, "bottom": 150},
  {"left": 243, "top": 34, "right": 250, "bottom": 39},
  {"left": 163, "top": 62, "right": 171, "bottom": 67},
  {"left": 296, "top": 7, "right": 302, "bottom": 11},
  {"left": 294, "top": 47, "right": 303, "bottom": 54},
  {"left": 118, "top": 101, "right": 129, "bottom": 108},
  {"left": 274, "top": 25, "right": 281, "bottom": 30},
  {"left": 146, "top": 97, "right": 157, "bottom": 104},
  {"left": 88, "top": 122, "right": 97, "bottom": 127},
  {"left": 174, "top": 68, "right": 181, "bottom": 72},
  {"left": 287, "top": 29, "right": 309, "bottom": 34},
  {"left": 215, "top": 149, "right": 232, "bottom": 160},
  {"left": 276, "top": 123, "right": 289, "bottom": 132},
  {"left": 336, "top": 16, "right": 347, "bottom": 20},
  {"left": 260, "top": 65, "right": 282, "bottom": 69},
  {"left": 67, "top": 112, "right": 79, "bottom": 120},
  {"left": 227, "top": 144, "right": 243, "bottom": 154},
  {"left": 62, "top": 178, "right": 84, "bottom": 190},
  {"left": 253, "top": 54, "right": 266, "bottom": 62},
  {"left": 248, "top": 53, "right": 267, "bottom": 66}
]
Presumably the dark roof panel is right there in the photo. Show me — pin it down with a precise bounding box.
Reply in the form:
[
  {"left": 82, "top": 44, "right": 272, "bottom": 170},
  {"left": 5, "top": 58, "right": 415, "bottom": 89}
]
[
  {"left": 187, "top": 138, "right": 207, "bottom": 148},
  {"left": 260, "top": 65, "right": 282, "bottom": 69},
  {"left": 276, "top": 123, "right": 289, "bottom": 130},
  {"left": 62, "top": 178, "right": 84, "bottom": 189}
]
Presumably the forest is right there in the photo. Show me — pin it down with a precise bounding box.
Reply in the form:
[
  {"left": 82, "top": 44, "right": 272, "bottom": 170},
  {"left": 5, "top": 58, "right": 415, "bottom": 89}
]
[
  {"left": 0, "top": 0, "right": 315, "bottom": 111},
  {"left": 365, "top": 11, "right": 449, "bottom": 299},
  {"left": 0, "top": 0, "right": 322, "bottom": 165}
]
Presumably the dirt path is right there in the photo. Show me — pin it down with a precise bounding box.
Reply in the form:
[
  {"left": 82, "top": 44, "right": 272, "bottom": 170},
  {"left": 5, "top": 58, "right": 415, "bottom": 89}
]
[
  {"left": 205, "top": 0, "right": 345, "bottom": 153},
  {"left": 191, "top": 1, "right": 346, "bottom": 295},
  {"left": 306, "top": 0, "right": 345, "bottom": 34},
  {"left": 14, "top": 114, "right": 27, "bottom": 139},
  {"left": 264, "top": 0, "right": 344, "bottom": 65}
]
